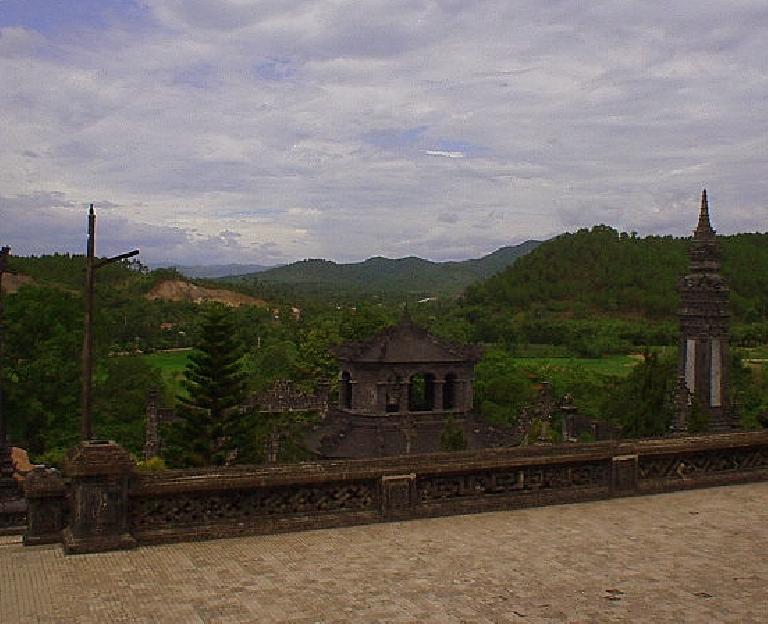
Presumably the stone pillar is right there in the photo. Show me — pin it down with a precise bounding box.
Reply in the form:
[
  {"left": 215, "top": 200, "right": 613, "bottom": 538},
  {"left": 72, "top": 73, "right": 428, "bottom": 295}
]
[
  {"left": 611, "top": 454, "right": 639, "bottom": 494},
  {"left": 348, "top": 381, "right": 357, "bottom": 410},
  {"left": 432, "top": 380, "right": 444, "bottom": 411},
  {"left": 375, "top": 382, "right": 388, "bottom": 413},
  {"left": 464, "top": 378, "right": 474, "bottom": 412},
  {"left": 670, "top": 375, "right": 690, "bottom": 435},
  {"left": 23, "top": 467, "right": 65, "bottom": 545},
  {"left": 317, "top": 379, "right": 331, "bottom": 415},
  {"left": 143, "top": 389, "right": 161, "bottom": 460},
  {"left": 401, "top": 381, "right": 410, "bottom": 413},
  {"left": 62, "top": 440, "right": 137, "bottom": 555},
  {"left": 381, "top": 473, "right": 416, "bottom": 518},
  {"left": 0, "top": 484, "right": 26, "bottom": 536}
]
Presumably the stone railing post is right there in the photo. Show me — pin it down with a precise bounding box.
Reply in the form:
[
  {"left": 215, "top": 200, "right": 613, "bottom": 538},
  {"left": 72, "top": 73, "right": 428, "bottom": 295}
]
[
  {"left": 381, "top": 473, "right": 416, "bottom": 518},
  {"left": 62, "top": 440, "right": 137, "bottom": 555},
  {"left": 610, "top": 453, "right": 639, "bottom": 494},
  {"left": 23, "top": 466, "right": 66, "bottom": 545}
]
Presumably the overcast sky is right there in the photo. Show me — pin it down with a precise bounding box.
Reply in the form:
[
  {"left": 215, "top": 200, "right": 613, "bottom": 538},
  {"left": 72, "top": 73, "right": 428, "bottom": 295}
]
[{"left": 1, "top": 1, "right": 766, "bottom": 265}]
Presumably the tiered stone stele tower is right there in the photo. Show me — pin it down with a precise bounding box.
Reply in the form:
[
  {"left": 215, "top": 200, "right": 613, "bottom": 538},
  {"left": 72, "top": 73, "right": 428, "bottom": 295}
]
[{"left": 677, "top": 190, "right": 735, "bottom": 431}]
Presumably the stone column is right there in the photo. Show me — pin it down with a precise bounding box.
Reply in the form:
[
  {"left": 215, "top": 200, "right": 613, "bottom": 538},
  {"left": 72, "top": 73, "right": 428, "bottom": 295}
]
[
  {"left": 0, "top": 482, "right": 26, "bottom": 536},
  {"left": 62, "top": 440, "right": 137, "bottom": 555},
  {"left": 464, "top": 379, "right": 474, "bottom": 412},
  {"left": 401, "top": 381, "right": 410, "bottom": 413},
  {"left": 611, "top": 454, "right": 639, "bottom": 494},
  {"left": 23, "top": 467, "right": 65, "bottom": 545},
  {"left": 143, "top": 390, "right": 161, "bottom": 460},
  {"left": 432, "top": 380, "right": 444, "bottom": 411},
  {"left": 375, "top": 382, "right": 388, "bottom": 413}
]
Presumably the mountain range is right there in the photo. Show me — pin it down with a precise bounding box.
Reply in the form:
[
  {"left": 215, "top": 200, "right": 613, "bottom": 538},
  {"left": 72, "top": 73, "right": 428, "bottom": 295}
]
[
  {"left": 171, "top": 263, "right": 275, "bottom": 279},
  {"left": 219, "top": 241, "right": 542, "bottom": 297}
]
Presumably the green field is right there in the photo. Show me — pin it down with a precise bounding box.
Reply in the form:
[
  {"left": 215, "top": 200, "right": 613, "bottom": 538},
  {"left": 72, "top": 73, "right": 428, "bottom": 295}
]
[
  {"left": 507, "top": 354, "right": 641, "bottom": 377},
  {"left": 143, "top": 349, "right": 191, "bottom": 395},
  {"left": 743, "top": 345, "right": 768, "bottom": 360},
  {"left": 143, "top": 350, "right": 644, "bottom": 390}
]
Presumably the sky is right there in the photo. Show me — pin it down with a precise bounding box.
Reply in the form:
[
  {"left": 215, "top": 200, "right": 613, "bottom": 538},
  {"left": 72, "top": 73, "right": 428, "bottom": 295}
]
[{"left": 1, "top": 1, "right": 767, "bottom": 266}]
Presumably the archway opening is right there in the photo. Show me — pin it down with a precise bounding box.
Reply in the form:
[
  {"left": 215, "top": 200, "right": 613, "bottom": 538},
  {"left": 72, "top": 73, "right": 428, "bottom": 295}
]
[
  {"left": 409, "top": 373, "right": 435, "bottom": 411},
  {"left": 443, "top": 373, "right": 457, "bottom": 410},
  {"left": 340, "top": 371, "right": 352, "bottom": 409}
]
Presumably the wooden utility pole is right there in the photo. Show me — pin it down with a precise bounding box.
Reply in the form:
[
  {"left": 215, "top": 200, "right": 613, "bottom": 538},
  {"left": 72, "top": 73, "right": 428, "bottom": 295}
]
[
  {"left": 80, "top": 205, "right": 139, "bottom": 441},
  {"left": 0, "top": 246, "right": 11, "bottom": 476}
]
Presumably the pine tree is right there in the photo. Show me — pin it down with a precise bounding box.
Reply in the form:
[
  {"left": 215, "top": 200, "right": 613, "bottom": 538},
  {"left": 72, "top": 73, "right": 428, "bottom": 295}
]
[{"left": 167, "top": 304, "right": 247, "bottom": 466}]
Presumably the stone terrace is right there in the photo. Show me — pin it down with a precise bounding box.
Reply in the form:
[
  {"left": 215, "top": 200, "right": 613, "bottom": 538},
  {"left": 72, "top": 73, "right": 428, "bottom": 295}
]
[{"left": 2, "top": 483, "right": 767, "bottom": 623}]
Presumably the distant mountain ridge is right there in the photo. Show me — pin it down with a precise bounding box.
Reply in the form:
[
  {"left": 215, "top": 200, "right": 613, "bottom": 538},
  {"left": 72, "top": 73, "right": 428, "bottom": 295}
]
[
  {"left": 172, "top": 263, "right": 276, "bottom": 279},
  {"left": 225, "top": 240, "right": 542, "bottom": 297}
]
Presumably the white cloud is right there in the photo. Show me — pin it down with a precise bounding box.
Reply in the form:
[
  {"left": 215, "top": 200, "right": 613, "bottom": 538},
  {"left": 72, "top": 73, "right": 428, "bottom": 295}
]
[
  {"left": 424, "top": 150, "right": 464, "bottom": 159},
  {"left": 1, "top": 2, "right": 767, "bottom": 264}
]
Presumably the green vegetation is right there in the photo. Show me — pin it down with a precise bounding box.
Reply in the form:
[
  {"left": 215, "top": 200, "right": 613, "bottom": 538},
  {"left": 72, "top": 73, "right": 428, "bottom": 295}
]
[
  {"left": 465, "top": 227, "right": 768, "bottom": 349},
  {"left": 3, "top": 281, "right": 161, "bottom": 463},
  {"left": 226, "top": 241, "right": 541, "bottom": 299},
  {"left": 3, "top": 225, "right": 768, "bottom": 467},
  {"left": 475, "top": 347, "right": 618, "bottom": 425},
  {"left": 440, "top": 415, "right": 468, "bottom": 451},
  {"left": 165, "top": 305, "right": 248, "bottom": 467},
  {"left": 506, "top": 355, "right": 640, "bottom": 378},
  {"left": 142, "top": 350, "right": 190, "bottom": 395}
]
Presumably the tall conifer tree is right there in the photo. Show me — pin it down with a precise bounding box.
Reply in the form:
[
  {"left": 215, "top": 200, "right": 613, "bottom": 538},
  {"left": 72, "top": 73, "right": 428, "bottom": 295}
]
[{"left": 169, "top": 304, "right": 247, "bottom": 466}]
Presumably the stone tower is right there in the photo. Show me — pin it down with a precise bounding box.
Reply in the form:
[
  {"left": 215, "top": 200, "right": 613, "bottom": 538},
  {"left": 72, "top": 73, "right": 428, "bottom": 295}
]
[{"left": 677, "top": 189, "right": 734, "bottom": 431}]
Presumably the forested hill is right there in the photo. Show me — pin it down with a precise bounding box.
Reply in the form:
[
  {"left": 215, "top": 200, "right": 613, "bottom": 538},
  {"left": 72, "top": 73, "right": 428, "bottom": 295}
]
[
  {"left": 231, "top": 240, "right": 541, "bottom": 297},
  {"left": 465, "top": 226, "right": 768, "bottom": 323}
]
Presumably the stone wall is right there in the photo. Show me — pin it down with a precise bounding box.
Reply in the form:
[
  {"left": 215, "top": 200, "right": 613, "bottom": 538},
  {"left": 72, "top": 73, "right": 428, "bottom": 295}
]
[{"left": 23, "top": 431, "right": 768, "bottom": 552}]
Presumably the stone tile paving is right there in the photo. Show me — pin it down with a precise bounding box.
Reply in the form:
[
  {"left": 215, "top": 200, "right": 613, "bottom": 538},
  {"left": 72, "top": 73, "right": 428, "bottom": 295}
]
[{"left": 1, "top": 482, "right": 767, "bottom": 623}]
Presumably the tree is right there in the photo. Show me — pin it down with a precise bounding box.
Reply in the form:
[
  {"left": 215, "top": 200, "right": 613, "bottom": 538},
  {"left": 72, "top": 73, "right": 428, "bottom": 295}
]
[
  {"left": 92, "top": 356, "right": 163, "bottom": 454},
  {"left": 166, "top": 304, "right": 248, "bottom": 466},
  {"left": 4, "top": 285, "right": 82, "bottom": 458},
  {"left": 440, "top": 415, "right": 468, "bottom": 451},
  {"left": 602, "top": 351, "right": 676, "bottom": 437}
]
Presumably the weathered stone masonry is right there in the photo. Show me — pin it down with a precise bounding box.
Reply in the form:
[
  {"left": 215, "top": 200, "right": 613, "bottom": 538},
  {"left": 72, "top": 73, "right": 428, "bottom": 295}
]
[
  {"left": 23, "top": 431, "right": 768, "bottom": 552},
  {"left": 677, "top": 190, "right": 735, "bottom": 431}
]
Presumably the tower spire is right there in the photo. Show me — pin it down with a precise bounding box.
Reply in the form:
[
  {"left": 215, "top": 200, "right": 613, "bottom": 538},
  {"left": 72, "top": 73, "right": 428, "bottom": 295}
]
[
  {"left": 677, "top": 188, "right": 734, "bottom": 432},
  {"left": 694, "top": 188, "right": 714, "bottom": 238}
]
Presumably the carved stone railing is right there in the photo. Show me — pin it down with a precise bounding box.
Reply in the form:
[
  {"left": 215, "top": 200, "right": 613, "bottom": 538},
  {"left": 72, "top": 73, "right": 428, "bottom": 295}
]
[
  {"left": 635, "top": 434, "right": 768, "bottom": 491},
  {"left": 23, "top": 466, "right": 66, "bottom": 545},
  {"left": 126, "top": 431, "right": 768, "bottom": 547},
  {"left": 22, "top": 431, "right": 768, "bottom": 552}
]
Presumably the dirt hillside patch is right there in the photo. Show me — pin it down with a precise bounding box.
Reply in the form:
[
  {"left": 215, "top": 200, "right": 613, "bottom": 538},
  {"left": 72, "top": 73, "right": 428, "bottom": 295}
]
[
  {"left": 146, "top": 279, "right": 268, "bottom": 308},
  {"left": 1, "top": 273, "right": 33, "bottom": 294}
]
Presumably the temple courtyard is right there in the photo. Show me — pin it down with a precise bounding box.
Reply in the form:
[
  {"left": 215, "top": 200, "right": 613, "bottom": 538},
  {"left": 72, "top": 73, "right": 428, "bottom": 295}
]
[{"left": 1, "top": 482, "right": 766, "bottom": 623}]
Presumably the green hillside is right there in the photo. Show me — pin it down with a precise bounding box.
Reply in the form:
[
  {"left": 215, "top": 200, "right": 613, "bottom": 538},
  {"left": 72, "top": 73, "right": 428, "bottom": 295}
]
[
  {"left": 231, "top": 240, "right": 541, "bottom": 298},
  {"left": 466, "top": 226, "right": 768, "bottom": 324}
]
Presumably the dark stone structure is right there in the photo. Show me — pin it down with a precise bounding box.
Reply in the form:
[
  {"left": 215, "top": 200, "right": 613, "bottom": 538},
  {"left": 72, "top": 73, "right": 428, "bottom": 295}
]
[
  {"left": 25, "top": 431, "right": 768, "bottom": 552},
  {"left": 559, "top": 394, "right": 622, "bottom": 442},
  {"left": 23, "top": 466, "right": 66, "bottom": 545},
  {"left": 0, "top": 444, "right": 26, "bottom": 535},
  {"left": 62, "top": 441, "right": 137, "bottom": 554},
  {"left": 307, "top": 315, "right": 489, "bottom": 458},
  {"left": 250, "top": 379, "right": 331, "bottom": 414},
  {"left": 0, "top": 479, "right": 26, "bottom": 535},
  {"left": 144, "top": 389, "right": 178, "bottom": 460},
  {"left": 677, "top": 190, "right": 736, "bottom": 431}
]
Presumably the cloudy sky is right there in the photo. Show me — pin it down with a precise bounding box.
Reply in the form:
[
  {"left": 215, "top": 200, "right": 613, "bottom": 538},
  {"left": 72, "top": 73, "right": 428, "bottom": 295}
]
[{"left": 1, "top": 1, "right": 766, "bottom": 265}]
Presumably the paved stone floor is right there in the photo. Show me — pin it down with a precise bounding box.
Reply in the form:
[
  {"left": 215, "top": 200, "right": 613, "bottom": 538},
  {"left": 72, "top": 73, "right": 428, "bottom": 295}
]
[{"left": 2, "top": 483, "right": 767, "bottom": 623}]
